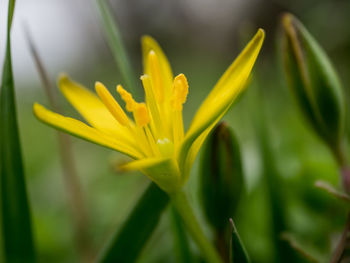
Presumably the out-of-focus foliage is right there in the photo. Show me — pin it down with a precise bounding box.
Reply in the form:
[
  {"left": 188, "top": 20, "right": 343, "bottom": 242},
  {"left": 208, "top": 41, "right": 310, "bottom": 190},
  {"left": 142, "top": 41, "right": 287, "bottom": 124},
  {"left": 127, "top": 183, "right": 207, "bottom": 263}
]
[
  {"left": 199, "top": 122, "right": 244, "bottom": 231},
  {"left": 98, "top": 183, "right": 169, "bottom": 263},
  {"left": 2, "top": 0, "right": 350, "bottom": 262},
  {"left": 281, "top": 13, "right": 345, "bottom": 156},
  {"left": 199, "top": 122, "right": 244, "bottom": 261}
]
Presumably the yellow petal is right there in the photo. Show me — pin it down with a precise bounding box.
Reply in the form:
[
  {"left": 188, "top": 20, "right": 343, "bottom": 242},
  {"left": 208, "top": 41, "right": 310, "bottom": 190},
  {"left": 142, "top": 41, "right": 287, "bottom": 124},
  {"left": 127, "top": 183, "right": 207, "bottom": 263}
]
[
  {"left": 181, "top": 120, "right": 218, "bottom": 182},
  {"left": 178, "top": 29, "right": 265, "bottom": 173},
  {"left": 59, "top": 74, "right": 129, "bottom": 137},
  {"left": 141, "top": 35, "right": 173, "bottom": 100},
  {"left": 33, "top": 103, "right": 143, "bottom": 159},
  {"left": 120, "top": 157, "right": 182, "bottom": 193}
]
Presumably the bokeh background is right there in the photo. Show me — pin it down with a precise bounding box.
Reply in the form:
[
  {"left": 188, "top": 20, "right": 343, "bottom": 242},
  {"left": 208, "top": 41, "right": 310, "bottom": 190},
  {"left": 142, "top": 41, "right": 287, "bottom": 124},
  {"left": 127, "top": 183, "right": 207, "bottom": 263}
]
[{"left": 1, "top": 0, "right": 350, "bottom": 262}]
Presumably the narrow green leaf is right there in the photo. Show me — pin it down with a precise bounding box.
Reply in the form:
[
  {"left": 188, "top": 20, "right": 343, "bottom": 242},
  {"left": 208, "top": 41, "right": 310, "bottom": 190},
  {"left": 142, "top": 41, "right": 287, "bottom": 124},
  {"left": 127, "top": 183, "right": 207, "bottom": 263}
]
[
  {"left": 98, "top": 182, "right": 169, "bottom": 263},
  {"left": 0, "top": 1, "right": 36, "bottom": 262},
  {"left": 229, "top": 218, "right": 250, "bottom": 263},
  {"left": 96, "top": 0, "right": 138, "bottom": 95},
  {"left": 170, "top": 206, "right": 193, "bottom": 263}
]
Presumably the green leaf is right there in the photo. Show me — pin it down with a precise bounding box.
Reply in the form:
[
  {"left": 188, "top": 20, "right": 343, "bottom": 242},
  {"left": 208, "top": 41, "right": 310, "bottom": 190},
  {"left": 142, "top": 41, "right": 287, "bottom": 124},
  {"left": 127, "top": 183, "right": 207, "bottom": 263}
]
[
  {"left": 253, "top": 84, "right": 302, "bottom": 263},
  {"left": 170, "top": 206, "right": 193, "bottom": 263},
  {"left": 98, "top": 182, "right": 169, "bottom": 263},
  {"left": 256, "top": 120, "right": 298, "bottom": 263},
  {"left": 229, "top": 218, "right": 250, "bottom": 263},
  {"left": 0, "top": 1, "right": 36, "bottom": 262},
  {"left": 96, "top": 0, "right": 138, "bottom": 96}
]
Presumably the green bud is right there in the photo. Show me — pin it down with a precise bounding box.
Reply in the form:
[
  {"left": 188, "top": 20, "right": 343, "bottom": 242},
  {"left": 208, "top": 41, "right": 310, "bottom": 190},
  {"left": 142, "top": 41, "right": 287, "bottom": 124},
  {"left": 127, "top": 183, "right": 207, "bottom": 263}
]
[
  {"left": 199, "top": 122, "right": 244, "bottom": 231},
  {"left": 281, "top": 13, "right": 345, "bottom": 150}
]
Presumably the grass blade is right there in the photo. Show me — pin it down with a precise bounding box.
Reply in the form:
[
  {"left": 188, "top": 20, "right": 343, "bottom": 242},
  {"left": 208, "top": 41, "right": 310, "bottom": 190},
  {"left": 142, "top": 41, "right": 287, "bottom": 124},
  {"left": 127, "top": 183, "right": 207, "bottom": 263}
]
[
  {"left": 98, "top": 182, "right": 169, "bottom": 263},
  {"left": 229, "top": 218, "right": 250, "bottom": 263},
  {"left": 0, "top": 0, "right": 36, "bottom": 262},
  {"left": 96, "top": 0, "right": 138, "bottom": 95},
  {"left": 23, "top": 25, "right": 93, "bottom": 262}
]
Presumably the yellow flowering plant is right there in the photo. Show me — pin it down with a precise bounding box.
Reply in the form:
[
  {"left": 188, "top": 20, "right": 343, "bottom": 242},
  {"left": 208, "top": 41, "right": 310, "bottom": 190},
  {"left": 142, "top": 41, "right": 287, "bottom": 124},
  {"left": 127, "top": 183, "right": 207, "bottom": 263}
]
[{"left": 33, "top": 29, "right": 264, "bottom": 263}]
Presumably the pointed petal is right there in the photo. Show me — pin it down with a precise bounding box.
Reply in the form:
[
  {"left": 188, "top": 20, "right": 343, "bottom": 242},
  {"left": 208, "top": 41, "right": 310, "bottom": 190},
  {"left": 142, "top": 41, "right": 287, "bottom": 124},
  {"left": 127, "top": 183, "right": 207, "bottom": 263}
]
[
  {"left": 33, "top": 103, "right": 142, "bottom": 159},
  {"left": 178, "top": 29, "right": 265, "bottom": 174},
  {"left": 141, "top": 36, "right": 173, "bottom": 99},
  {"left": 59, "top": 74, "right": 130, "bottom": 137},
  {"left": 120, "top": 157, "right": 182, "bottom": 193}
]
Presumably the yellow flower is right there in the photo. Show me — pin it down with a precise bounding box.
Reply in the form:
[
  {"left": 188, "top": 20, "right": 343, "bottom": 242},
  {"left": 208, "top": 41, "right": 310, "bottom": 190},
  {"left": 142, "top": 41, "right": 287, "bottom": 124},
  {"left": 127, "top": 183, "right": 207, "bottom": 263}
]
[{"left": 33, "top": 29, "right": 264, "bottom": 193}]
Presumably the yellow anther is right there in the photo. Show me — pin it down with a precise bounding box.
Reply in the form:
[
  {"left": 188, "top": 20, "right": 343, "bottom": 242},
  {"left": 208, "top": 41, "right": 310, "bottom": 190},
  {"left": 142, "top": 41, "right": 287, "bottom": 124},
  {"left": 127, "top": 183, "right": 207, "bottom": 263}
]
[
  {"left": 171, "top": 73, "right": 189, "bottom": 111},
  {"left": 133, "top": 103, "right": 150, "bottom": 127},
  {"left": 117, "top": 85, "right": 137, "bottom": 112},
  {"left": 95, "top": 82, "right": 129, "bottom": 126},
  {"left": 148, "top": 50, "right": 164, "bottom": 103}
]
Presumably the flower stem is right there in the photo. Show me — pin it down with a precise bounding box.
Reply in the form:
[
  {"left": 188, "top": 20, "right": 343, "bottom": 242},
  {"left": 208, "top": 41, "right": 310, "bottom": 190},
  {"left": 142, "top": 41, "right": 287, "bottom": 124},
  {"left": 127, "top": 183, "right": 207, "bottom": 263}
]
[
  {"left": 170, "top": 190, "right": 223, "bottom": 263},
  {"left": 329, "top": 141, "right": 350, "bottom": 262},
  {"left": 330, "top": 141, "right": 350, "bottom": 193},
  {"left": 330, "top": 213, "right": 350, "bottom": 263}
]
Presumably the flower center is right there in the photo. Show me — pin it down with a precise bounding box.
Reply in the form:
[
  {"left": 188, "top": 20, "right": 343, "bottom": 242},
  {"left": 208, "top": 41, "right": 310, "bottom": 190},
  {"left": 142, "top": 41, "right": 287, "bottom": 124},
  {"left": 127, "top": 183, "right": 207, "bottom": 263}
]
[
  {"left": 157, "top": 138, "right": 174, "bottom": 157},
  {"left": 95, "top": 50, "right": 190, "bottom": 159}
]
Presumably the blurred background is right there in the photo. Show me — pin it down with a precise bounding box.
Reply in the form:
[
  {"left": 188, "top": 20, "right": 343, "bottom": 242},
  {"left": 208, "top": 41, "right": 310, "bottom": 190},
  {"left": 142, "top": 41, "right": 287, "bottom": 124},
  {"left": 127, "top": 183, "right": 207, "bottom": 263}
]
[{"left": 1, "top": 0, "right": 350, "bottom": 262}]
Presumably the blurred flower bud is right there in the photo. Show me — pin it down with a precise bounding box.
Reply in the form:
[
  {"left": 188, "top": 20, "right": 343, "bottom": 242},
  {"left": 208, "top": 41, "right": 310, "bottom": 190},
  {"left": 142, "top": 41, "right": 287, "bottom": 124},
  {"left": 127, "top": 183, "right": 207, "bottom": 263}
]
[
  {"left": 281, "top": 13, "right": 345, "bottom": 152},
  {"left": 199, "top": 122, "right": 244, "bottom": 231}
]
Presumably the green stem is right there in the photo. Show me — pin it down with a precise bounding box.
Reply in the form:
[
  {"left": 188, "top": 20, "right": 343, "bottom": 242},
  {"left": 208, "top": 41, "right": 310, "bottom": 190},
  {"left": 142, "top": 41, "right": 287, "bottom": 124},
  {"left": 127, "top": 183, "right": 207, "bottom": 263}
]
[
  {"left": 332, "top": 142, "right": 350, "bottom": 194},
  {"left": 329, "top": 141, "right": 350, "bottom": 262},
  {"left": 330, "top": 213, "right": 350, "bottom": 263},
  {"left": 170, "top": 190, "right": 223, "bottom": 263}
]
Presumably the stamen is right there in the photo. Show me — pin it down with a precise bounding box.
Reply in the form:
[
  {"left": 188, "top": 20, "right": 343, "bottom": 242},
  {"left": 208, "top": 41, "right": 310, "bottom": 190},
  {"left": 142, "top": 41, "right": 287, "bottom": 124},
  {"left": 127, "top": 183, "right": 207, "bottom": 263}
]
[
  {"left": 133, "top": 103, "right": 150, "bottom": 127},
  {"left": 171, "top": 74, "right": 188, "bottom": 146},
  {"left": 135, "top": 127, "right": 153, "bottom": 157},
  {"left": 141, "top": 74, "right": 163, "bottom": 137},
  {"left": 172, "top": 111, "right": 184, "bottom": 147},
  {"left": 148, "top": 50, "right": 164, "bottom": 103},
  {"left": 95, "top": 82, "right": 129, "bottom": 126},
  {"left": 171, "top": 73, "right": 189, "bottom": 111},
  {"left": 145, "top": 126, "right": 160, "bottom": 156},
  {"left": 117, "top": 85, "right": 137, "bottom": 112}
]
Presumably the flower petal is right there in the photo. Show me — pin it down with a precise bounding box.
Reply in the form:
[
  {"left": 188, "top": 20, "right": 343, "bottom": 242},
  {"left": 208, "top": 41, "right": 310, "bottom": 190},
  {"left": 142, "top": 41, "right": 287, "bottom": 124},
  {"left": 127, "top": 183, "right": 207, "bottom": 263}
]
[
  {"left": 59, "top": 74, "right": 131, "bottom": 138},
  {"left": 178, "top": 29, "right": 265, "bottom": 174},
  {"left": 120, "top": 157, "right": 182, "bottom": 193},
  {"left": 141, "top": 35, "right": 173, "bottom": 98},
  {"left": 33, "top": 103, "right": 143, "bottom": 159}
]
